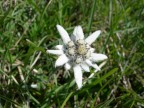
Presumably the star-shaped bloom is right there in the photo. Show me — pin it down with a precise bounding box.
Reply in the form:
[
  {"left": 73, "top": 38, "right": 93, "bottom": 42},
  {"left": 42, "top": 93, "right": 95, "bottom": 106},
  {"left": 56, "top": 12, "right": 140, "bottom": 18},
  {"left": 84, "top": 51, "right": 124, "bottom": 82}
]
[{"left": 47, "top": 25, "right": 108, "bottom": 89}]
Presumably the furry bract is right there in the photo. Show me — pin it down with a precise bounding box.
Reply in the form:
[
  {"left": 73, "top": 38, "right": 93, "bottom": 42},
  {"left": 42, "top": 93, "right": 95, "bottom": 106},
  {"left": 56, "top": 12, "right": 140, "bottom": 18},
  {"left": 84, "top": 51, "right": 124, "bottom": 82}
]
[{"left": 47, "top": 25, "right": 108, "bottom": 89}]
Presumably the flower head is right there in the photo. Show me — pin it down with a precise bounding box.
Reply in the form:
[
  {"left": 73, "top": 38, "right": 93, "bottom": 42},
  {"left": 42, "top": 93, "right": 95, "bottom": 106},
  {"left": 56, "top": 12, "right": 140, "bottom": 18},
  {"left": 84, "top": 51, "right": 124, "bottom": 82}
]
[{"left": 47, "top": 25, "right": 108, "bottom": 89}]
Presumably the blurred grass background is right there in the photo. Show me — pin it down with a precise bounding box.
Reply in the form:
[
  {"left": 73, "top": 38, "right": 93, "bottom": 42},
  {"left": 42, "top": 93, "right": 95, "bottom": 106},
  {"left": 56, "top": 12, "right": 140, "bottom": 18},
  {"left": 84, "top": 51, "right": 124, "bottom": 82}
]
[{"left": 0, "top": 0, "right": 144, "bottom": 107}]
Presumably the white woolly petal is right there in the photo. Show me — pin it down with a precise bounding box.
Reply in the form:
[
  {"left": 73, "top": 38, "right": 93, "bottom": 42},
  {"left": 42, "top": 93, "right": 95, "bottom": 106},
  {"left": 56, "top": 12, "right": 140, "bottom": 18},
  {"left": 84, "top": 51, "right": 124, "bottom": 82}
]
[
  {"left": 89, "top": 48, "right": 95, "bottom": 53},
  {"left": 85, "top": 30, "right": 101, "bottom": 45},
  {"left": 55, "top": 45, "right": 64, "bottom": 50},
  {"left": 80, "top": 63, "right": 90, "bottom": 72},
  {"left": 46, "top": 50, "right": 63, "bottom": 55},
  {"left": 55, "top": 54, "right": 69, "bottom": 67},
  {"left": 76, "top": 26, "right": 84, "bottom": 40},
  {"left": 73, "top": 26, "right": 84, "bottom": 41},
  {"left": 91, "top": 53, "right": 108, "bottom": 62},
  {"left": 64, "top": 63, "right": 71, "bottom": 71},
  {"left": 85, "top": 59, "right": 101, "bottom": 71},
  {"left": 73, "top": 65, "right": 83, "bottom": 89},
  {"left": 70, "top": 34, "right": 76, "bottom": 42},
  {"left": 73, "top": 26, "right": 78, "bottom": 41},
  {"left": 56, "top": 25, "right": 71, "bottom": 44}
]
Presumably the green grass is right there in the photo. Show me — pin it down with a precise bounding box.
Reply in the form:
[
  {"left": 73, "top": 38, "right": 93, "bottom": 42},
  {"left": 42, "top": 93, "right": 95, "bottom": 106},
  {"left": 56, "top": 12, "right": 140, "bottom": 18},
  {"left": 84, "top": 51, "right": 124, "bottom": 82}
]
[{"left": 0, "top": 0, "right": 144, "bottom": 107}]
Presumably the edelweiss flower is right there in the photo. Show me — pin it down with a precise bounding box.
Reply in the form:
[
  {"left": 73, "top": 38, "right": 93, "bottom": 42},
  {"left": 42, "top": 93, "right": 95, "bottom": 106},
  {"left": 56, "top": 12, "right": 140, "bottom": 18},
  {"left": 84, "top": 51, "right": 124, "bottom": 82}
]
[{"left": 47, "top": 25, "right": 107, "bottom": 89}]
